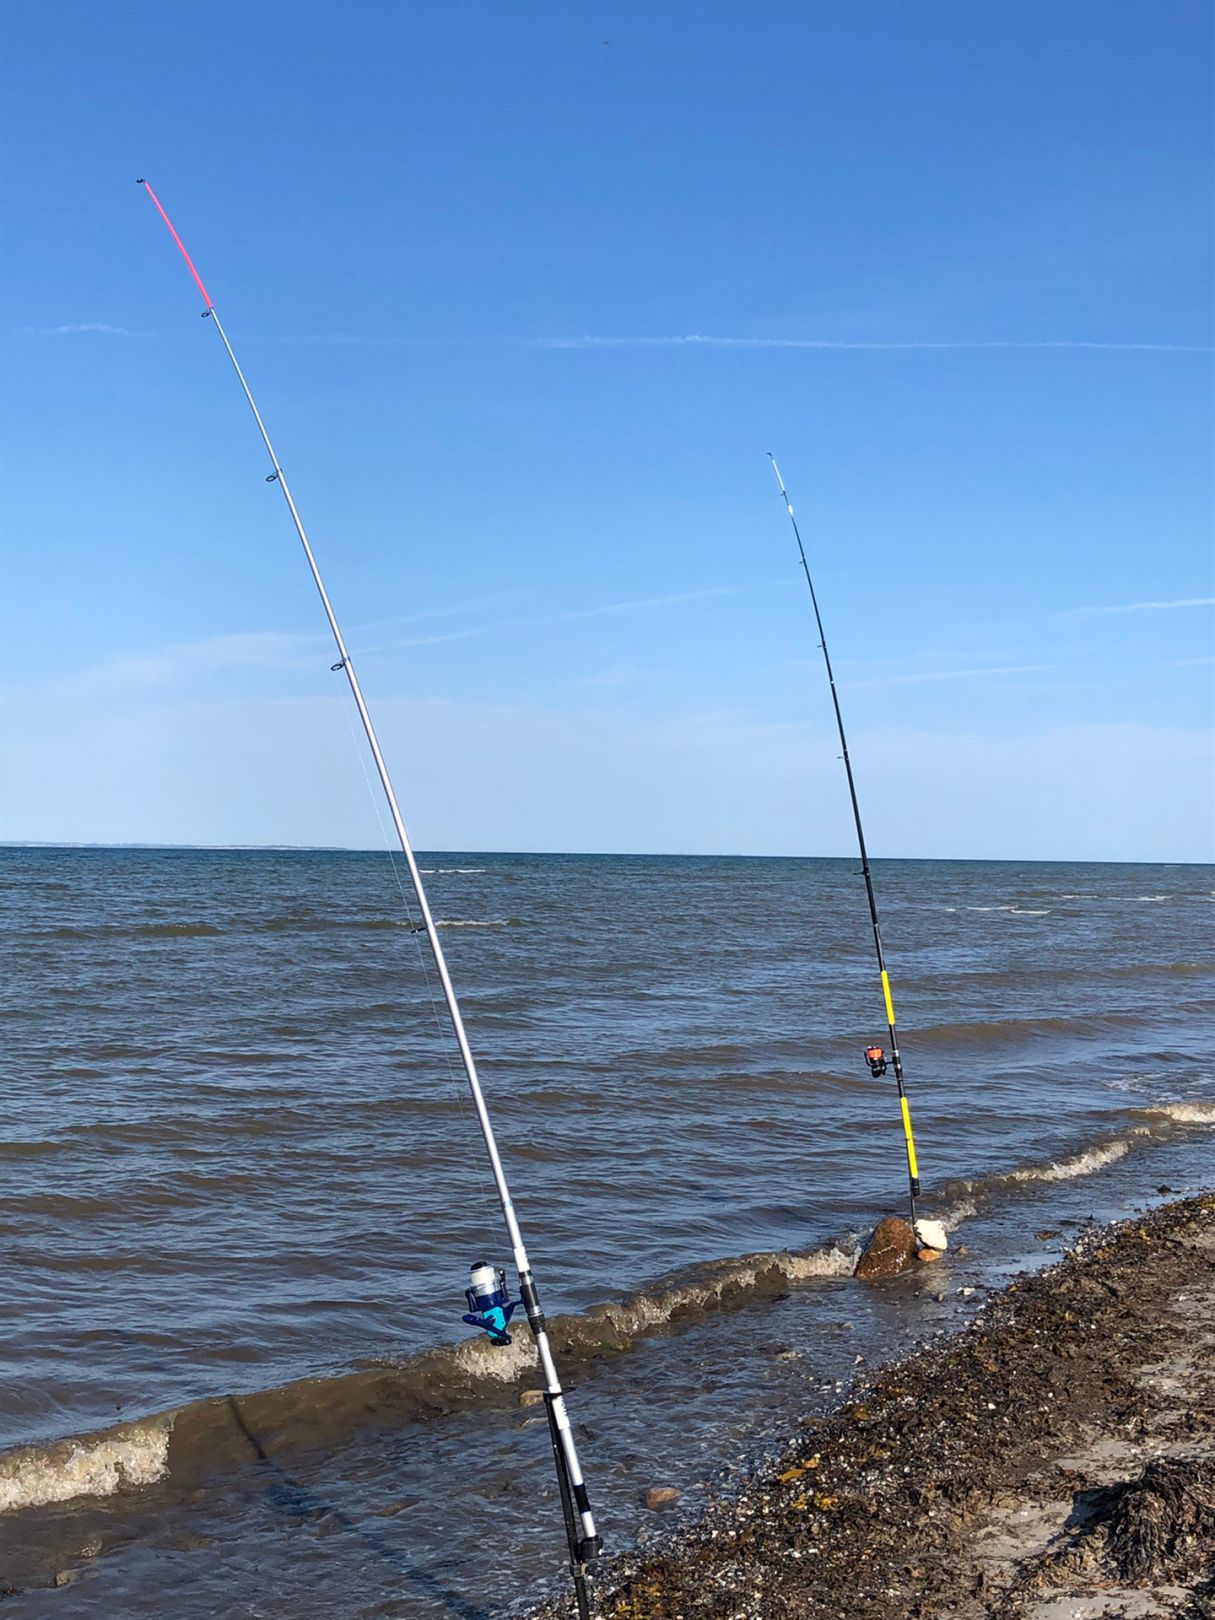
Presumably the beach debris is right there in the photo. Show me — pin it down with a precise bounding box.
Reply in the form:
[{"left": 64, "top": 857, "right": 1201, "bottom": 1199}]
[
  {"left": 645, "top": 1487, "right": 680, "bottom": 1510},
  {"left": 777, "top": 1456, "right": 821, "bottom": 1484},
  {"left": 1042, "top": 1455, "right": 1215, "bottom": 1588},
  {"left": 1093, "top": 1456, "right": 1215, "bottom": 1583},
  {"left": 854, "top": 1216, "right": 918, "bottom": 1281}
]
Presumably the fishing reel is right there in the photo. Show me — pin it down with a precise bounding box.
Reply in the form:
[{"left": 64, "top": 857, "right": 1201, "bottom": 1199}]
[
  {"left": 864, "top": 1045, "right": 888, "bottom": 1078},
  {"left": 461, "top": 1262, "right": 522, "bottom": 1347}
]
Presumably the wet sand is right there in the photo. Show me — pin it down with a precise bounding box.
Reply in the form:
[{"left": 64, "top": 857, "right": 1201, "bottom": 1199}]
[{"left": 537, "top": 1190, "right": 1215, "bottom": 1620}]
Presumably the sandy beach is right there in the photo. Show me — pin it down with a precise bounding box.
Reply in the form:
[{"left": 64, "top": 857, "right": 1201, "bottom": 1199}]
[{"left": 530, "top": 1191, "right": 1215, "bottom": 1620}]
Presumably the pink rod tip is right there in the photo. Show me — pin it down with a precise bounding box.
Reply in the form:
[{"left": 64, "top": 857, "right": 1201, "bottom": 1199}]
[{"left": 139, "top": 179, "right": 213, "bottom": 309}]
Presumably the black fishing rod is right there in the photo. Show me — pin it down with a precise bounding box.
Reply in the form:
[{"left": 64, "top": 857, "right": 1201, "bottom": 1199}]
[
  {"left": 767, "top": 454, "right": 922, "bottom": 1230},
  {"left": 138, "top": 178, "right": 600, "bottom": 1619}
]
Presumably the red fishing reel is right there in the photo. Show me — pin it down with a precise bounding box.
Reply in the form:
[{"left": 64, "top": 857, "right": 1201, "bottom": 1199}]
[{"left": 864, "top": 1045, "right": 888, "bottom": 1077}]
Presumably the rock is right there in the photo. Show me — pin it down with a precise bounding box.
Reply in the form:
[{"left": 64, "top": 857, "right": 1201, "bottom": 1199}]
[
  {"left": 914, "top": 1218, "right": 949, "bottom": 1252},
  {"left": 916, "top": 1247, "right": 943, "bottom": 1264},
  {"left": 53, "top": 1572, "right": 73, "bottom": 1588},
  {"left": 645, "top": 1486, "right": 680, "bottom": 1510},
  {"left": 854, "top": 1216, "right": 918, "bottom": 1281},
  {"left": 518, "top": 1388, "right": 546, "bottom": 1408}
]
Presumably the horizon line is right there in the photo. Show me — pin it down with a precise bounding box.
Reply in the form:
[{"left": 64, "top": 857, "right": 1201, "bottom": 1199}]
[{"left": 2, "top": 840, "right": 1209, "bottom": 867}]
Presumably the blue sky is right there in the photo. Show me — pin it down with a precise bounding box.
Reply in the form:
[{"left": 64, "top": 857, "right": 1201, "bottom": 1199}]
[{"left": 1, "top": 2, "right": 1212, "bottom": 860}]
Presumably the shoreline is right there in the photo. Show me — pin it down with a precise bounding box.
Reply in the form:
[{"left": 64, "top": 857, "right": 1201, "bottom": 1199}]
[{"left": 536, "top": 1191, "right": 1215, "bottom": 1620}]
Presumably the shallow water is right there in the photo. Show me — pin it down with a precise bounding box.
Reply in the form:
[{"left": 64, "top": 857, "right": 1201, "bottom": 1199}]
[{"left": 1, "top": 847, "right": 1212, "bottom": 1613}]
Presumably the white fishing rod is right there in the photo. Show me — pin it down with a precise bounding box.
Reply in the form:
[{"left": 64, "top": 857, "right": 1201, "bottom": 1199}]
[
  {"left": 138, "top": 178, "right": 600, "bottom": 1618},
  {"left": 768, "top": 454, "right": 928, "bottom": 1237}
]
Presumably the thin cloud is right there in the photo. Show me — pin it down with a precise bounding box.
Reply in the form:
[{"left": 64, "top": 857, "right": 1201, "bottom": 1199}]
[
  {"left": 366, "top": 580, "right": 786, "bottom": 655},
  {"left": 570, "top": 664, "right": 657, "bottom": 687},
  {"left": 356, "top": 628, "right": 486, "bottom": 655},
  {"left": 13, "top": 322, "right": 150, "bottom": 338},
  {"left": 543, "top": 581, "right": 779, "bottom": 624},
  {"left": 1065, "top": 597, "right": 1215, "bottom": 617},
  {"left": 850, "top": 663, "right": 1053, "bottom": 689},
  {"left": 538, "top": 334, "right": 1212, "bottom": 354},
  {"left": 349, "top": 593, "right": 530, "bottom": 638},
  {"left": 19, "top": 631, "right": 325, "bottom": 703}
]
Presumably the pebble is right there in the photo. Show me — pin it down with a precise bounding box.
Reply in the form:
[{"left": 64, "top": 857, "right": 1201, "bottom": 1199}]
[{"left": 645, "top": 1486, "right": 680, "bottom": 1510}]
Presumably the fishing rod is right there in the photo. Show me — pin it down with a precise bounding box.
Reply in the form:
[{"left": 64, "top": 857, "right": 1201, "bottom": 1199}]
[
  {"left": 137, "top": 179, "right": 601, "bottom": 1619},
  {"left": 767, "top": 454, "right": 924, "bottom": 1233}
]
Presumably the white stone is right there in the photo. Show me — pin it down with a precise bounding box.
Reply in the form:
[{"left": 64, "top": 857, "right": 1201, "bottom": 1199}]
[{"left": 914, "top": 1218, "right": 949, "bottom": 1252}]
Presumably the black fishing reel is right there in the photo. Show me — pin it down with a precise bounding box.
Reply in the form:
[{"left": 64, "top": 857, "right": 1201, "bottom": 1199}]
[{"left": 864, "top": 1045, "right": 888, "bottom": 1078}]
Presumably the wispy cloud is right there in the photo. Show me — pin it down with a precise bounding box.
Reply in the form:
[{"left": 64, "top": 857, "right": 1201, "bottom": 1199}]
[
  {"left": 540, "top": 582, "right": 777, "bottom": 625},
  {"left": 850, "top": 663, "right": 1053, "bottom": 689},
  {"left": 349, "top": 593, "right": 530, "bottom": 638},
  {"left": 570, "top": 664, "right": 657, "bottom": 688},
  {"left": 364, "top": 580, "right": 785, "bottom": 656},
  {"left": 1065, "top": 597, "right": 1215, "bottom": 617},
  {"left": 18, "top": 631, "right": 325, "bottom": 703},
  {"left": 13, "top": 322, "right": 151, "bottom": 338},
  {"left": 356, "top": 628, "right": 486, "bottom": 655},
  {"left": 100, "top": 328, "right": 1212, "bottom": 354},
  {"left": 537, "top": 334, "right": 1213, "bottom": 354}
]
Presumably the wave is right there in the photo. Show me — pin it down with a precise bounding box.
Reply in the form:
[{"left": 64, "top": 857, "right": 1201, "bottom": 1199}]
[
  {"left": 0, "top": 1238, "right": 859, "bottom": 1513},
  {"left": 912, "top": 1013, "right": 1137, "bottom": 1049},
  {"left": 0, "top": 1414, "right": 171, "bottom": 1513},
  {"left": 39, "top": 922, "right": 222, "bottom": 940},
  {"left": 965, "top": 905, "right": 1052, "bottom": 916},
  {"left": 432, "top": 919, "right": 515, "bottom": 929},
  {"left": 6, "top": 1104, "right": 1211, "bottom": 1515},
  {"left": 1139, "top": 1101, "right": 1215, "bottom": 1126},
  {"left": 1007, "top": 1138, "right": 1130, "bottom": 1182}
]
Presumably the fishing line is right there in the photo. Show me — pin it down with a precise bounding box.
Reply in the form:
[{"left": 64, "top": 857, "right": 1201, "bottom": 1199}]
[
  {"left": 767, "top": 453, "right": 925, "bottom": 1232},
  {"left": 138, "top": 178, "right": 601, "bottom": 1618}
]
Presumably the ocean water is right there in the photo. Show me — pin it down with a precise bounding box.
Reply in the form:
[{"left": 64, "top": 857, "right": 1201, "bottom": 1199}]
[{"left": 1, "top": 846, "right": 1212, "bottom": 1615}]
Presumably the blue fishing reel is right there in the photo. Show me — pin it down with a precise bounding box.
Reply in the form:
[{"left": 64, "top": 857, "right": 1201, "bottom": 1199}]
[{"left": 462, "top": 1262, "right": 522, "bottom": 1347}]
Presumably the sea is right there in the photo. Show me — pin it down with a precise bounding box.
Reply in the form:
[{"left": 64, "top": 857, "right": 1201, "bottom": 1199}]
[{"left": 1, "top": 846, "right": 1212, "bottom": 1617}]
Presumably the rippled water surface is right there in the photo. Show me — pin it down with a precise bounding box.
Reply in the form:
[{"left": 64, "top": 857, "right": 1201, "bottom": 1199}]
[{"left": 1, "top": 847, "right": 1212, "bottom": 1614}]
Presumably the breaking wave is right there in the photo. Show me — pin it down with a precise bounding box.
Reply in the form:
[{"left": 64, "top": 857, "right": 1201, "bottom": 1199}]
[
  {"left": 5, "top": 1100, "right": 1211, "bottom": 1515},
  {"left": 0, "top": 1237, "right": 859, "bottom": 1512},
  {"left": 1140, "top": 1101, "right": 1215, "bottom": 1126},
  {"left": 39, "top": 922, "right": 222, "bottom": 941},
  {"left": 0, "top": 1414, "right": 171, "bottom": 1513},
  {"left": 432, "top": 919, "right": 516, "bottom": 929},
  {"left": 1008, "top": 1138, "right": 1130, "bottom": 1182}
]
